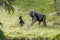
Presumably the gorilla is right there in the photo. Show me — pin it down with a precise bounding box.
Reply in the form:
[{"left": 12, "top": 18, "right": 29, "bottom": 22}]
[
  {"left": 19, "top": 16, "right": 25, "bottom": 26},
  {"left": 29, "top": 11, "right": 46, "bottom": 27}
]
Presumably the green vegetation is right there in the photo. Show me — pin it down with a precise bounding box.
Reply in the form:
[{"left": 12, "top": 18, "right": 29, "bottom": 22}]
[{"left": 0, "top": 0, "right": 60, "bottom": 40}]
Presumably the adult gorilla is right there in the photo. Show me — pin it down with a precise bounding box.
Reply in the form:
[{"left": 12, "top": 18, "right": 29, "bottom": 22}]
[{"left": 29, "top": 11, "right": 46, "bottom": 27}]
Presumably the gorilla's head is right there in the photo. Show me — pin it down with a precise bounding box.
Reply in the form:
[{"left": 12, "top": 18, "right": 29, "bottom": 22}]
[
  {"left": 29, "top": 11, "right": 35, "bottom": 17},
  {"left": 19, "top": 16, "right": 22, "bottom": 19}
]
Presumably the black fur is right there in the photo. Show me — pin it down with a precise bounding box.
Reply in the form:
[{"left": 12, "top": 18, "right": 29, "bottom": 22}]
[
  {"left": 29, "top": 11, "right": 46, "bottom": 27},
  {"left": 19, "top": 16, "right": 25, "bottom": 26}
]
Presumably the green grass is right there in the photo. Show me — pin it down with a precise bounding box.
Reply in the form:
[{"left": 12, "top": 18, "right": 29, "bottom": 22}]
[
  {"left": 0, "top": 0, "right": 60, "bottom": 40},
  {"left": 0, "top": 10, "right": 60, "bottom": 40}
]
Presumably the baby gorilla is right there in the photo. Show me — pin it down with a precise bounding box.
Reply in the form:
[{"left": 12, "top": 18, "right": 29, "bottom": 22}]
[
  {"left": 19, "top": 16, "right": 25, "bottom": 26},
  {"left": 29, "top": 11, "right": 46, "bottom": 27}
]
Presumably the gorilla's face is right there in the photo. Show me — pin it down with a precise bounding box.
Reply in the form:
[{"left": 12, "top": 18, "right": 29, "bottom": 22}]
[{"left": 29, "top": 11, "right": 34, "bottom": 17}]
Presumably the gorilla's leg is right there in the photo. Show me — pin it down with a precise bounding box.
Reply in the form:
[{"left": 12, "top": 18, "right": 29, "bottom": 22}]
[
  {"left": 31, "top": 17, "right": 37, "bottom": 26},
  {"left": 43, "top": 16, "right": 46, "bottom": 27}
]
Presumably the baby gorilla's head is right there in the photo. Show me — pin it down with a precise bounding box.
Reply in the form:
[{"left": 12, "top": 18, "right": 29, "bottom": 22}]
[{"left": 19, "top": 16, "right": 22, "bottom": 19}]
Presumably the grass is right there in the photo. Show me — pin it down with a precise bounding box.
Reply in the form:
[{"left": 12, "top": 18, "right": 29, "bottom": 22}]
[
  {"left": 0, "top": 10, "right": 60, "bottom": 40},
  {"left": 0, "top": 0, "right": 60, "bottom": 40}
]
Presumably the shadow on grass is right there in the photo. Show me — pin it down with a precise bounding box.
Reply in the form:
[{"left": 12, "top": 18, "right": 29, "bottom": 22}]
[
  {"left": 0, "top": 29, "right": 6, "bottom": 40},
  {"left": 52, "top": 34, "right": 60, "bottom": 40}
]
